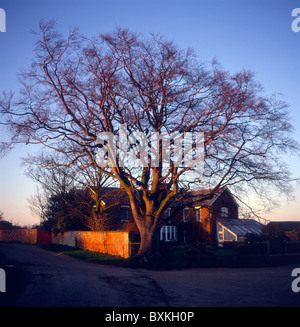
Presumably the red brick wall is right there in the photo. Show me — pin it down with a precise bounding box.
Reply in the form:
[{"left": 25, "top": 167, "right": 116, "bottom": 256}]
[
  {"left": 0, "top": 229, "right": 130, "bottom": 258},
  {"left": 211, "top": 189, "right": 238, "bottom": 220},
  {"left": 200, "top": 207, "right": 212, "bottom": 240},
  {"left": 52, "top": 231, "right": 130, "bottom": 258},
  {"left": 77, "top": 231, "right": 130, "bottom": 258},
  {"left": 0, "top": 229, "right": 52, "bottom": 245},
  {"left": 0, "top": 229, "right": 38, "bottom": 244},
  {"left": 208, "top": 189, "right": 239, "bottom": 241},
  {"left": 36, "top": 230, "right": 52, "bottom": 245}
]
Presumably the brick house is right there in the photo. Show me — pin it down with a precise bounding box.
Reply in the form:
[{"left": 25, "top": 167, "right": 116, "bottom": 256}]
[
  {"left": 100, "top": 186, "right": 243, "bottom": 244},
  {"left": 160, "top": 187, "right": 239, "bottom": 243},
  {"left": 92, "top": 187, "right": 138, "bottom": 236}
]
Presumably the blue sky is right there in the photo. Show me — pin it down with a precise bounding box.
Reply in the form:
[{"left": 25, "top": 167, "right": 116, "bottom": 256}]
[{"left": 0, "top": 0, "right": 299, "bottom": 226}]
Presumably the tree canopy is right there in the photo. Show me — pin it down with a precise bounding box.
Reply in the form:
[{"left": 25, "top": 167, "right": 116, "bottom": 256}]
[{"left": 0, "top": 21, "right": 298, "bottom": 256}]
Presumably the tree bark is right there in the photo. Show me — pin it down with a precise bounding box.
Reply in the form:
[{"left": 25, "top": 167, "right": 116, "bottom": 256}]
[
  {"left": 136, "top": 227, "right": 155, "bottom": 257},
  {"left": 133, "top": 208, "right": 159, "bottom": 259}
]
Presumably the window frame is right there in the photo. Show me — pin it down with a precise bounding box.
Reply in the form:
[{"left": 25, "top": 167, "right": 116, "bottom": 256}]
[
  {"left": 221, "top": 207, "right": 229, "bottom": 218},
  {"left": 195, "top": 207, "right": 201, "bottom": 222},
  {"left": 120, "top": 205, "right": 130, "bottom": 222},
  {"left": 183, "top": 208, "right": 189, "bottom": 222},
  {"left": 160, "top": 225, "right": 177, "bottom": 242},
  {"left": 164, "top": 207, "right": 171, "bottom": 219}
]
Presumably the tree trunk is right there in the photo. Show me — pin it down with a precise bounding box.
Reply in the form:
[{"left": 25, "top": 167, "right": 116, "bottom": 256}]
[{"left": 136, "top": 227, "right": 155, "bottom": 258}]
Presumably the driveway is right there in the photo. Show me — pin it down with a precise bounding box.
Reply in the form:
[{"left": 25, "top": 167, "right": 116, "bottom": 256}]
[{"left": 0, "top": 243, "right": 300, "bottom": 307}]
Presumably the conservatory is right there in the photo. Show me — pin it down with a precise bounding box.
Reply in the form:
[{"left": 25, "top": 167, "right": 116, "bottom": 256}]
[{"left": 217, "top": 218, "right": 262, "bottom": 243}]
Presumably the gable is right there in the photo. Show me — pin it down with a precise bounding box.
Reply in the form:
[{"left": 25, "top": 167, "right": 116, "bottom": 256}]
[{"left": 189, "top": 187, "right": 238, "bottom": 208}]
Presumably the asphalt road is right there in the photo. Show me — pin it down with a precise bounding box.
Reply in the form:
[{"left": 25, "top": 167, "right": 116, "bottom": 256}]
[
  {"left": 0, "top": 243, "right": 300, "bottom": 307},
  {"left": 0, "top": 243, "right": 169, "bottom": 307}
]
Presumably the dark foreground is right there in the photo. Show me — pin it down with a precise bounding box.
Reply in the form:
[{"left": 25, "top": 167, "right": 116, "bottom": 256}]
[{"left": 0, "top": 243, "right": 300, "bottom": 307}]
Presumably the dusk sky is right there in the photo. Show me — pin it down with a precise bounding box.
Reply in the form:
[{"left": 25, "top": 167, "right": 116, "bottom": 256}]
[{"left": 0, "top": 0, "right": 299, "bottom": 226}]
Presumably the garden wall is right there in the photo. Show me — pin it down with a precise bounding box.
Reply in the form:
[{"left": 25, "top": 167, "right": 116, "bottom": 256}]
[
  {"left": 0, "top": 229, "right": 51, "bottom": 245},
  {"left": 52, "top": 231, "right": 130, "bottom": 258},
  {"left": 0, "top": 229, "right": 130, "bottom": 258}
]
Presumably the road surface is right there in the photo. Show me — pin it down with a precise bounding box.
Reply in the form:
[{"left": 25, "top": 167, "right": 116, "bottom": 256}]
[
  {"left": 0, "top": 243, "right": 300, "bottom": 307},
  {"left": 0, "top": 243, "right": 169, "bottom": 307}
]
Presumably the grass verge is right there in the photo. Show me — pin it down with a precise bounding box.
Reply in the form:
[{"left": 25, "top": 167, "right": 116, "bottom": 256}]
[
  {"left": 39, "top": 244, "right": 130, "bottom": 267},
  {"left": 39, "top": 244, "right": 198, "bottom": 270}
]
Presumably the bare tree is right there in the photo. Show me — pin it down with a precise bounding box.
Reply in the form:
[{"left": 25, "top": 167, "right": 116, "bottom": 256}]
[
  {"left": 24, "top": 157, "right": 76, "bottom": 195},
  {"left": 0, "top": 22, "right": 298, "bottom": 257},
  {"left": 24, "top": 152, "right": 116, "bottom": 231},
  {"left": 27, "top": 186, "right": 49, "bottom": 221}
]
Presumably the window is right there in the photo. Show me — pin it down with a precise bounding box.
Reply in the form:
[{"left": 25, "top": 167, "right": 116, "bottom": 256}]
[
  {"left": 195, "top": 209, "right": 201, "bottom": 222},
  {"left": 160, "top": 225, "right": 177, "bottom": 242},
  {"left": 164, "top": 208, "right": 171, "bottom": 219},
  {"left": 218, "top": 223, "right": 224, "bottom": 242},
  {"left": 221, "top": 207, "right": 228, "bottom": 218},
  {"left": 121, "top": 205, "right": 129, "bottom": 222},
  {"left": 183, "top": 208, "right": 189, "bottom": 222},
  {"left": 217, "top": 222, "right": 236, "bottom": 242}
]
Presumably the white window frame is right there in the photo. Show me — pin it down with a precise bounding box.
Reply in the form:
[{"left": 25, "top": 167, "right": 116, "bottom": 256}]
[
  {"left": 183, "top": 208, "right": 189, "bottom": 222},
  {"left": 217, "top": 222, "right": 237, "bottom": 242},
  {"left": 160, "top": 225, "right": 177, "bottom": 242},
  {"left": 121, "top": 205, "right": 130, "bottom": 222},
  {"left": 217, "top": 223, "right": 224, "bottom": 242},
  {"left": 165, "top": 207, "right": 171, "bottom": 219},
  {"left": 221, "top": 207, "right": 229, "bottom": 218},
  {"left": 195, "top": 207, "right": 201, "bottom": 222}
]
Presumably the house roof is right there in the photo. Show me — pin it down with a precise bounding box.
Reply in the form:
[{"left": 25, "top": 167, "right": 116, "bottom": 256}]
[
  {"left": 95, "top": 186, "right": 237, "bottom": 209},
  {"left": 95, "top": 187, "right": 131, "bottom": 206},
  {"left": 218, "top": 218, "right": 262, "bottom": 237},
  {"left": 188, "top": 187, "right": 235, "bottom": 207}
]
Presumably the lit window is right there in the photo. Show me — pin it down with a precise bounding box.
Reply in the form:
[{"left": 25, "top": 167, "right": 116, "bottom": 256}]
[
  {"left": 221, "top": 207, "right": 228, "bottom": 218},
  {"left": 160, "top": 225, "right": 177, "bottom": 242},
  {"left": 218, "top": 224, "right": 224, "bottom": 241}
]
